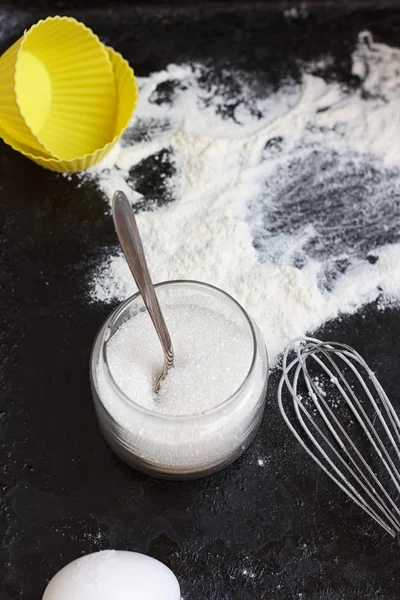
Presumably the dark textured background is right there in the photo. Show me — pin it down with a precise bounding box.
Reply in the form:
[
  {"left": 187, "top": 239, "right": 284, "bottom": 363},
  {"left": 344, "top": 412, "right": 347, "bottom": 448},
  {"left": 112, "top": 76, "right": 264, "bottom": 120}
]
[{"left": 1, "top": 2, "right": 400, "bottom": 599}]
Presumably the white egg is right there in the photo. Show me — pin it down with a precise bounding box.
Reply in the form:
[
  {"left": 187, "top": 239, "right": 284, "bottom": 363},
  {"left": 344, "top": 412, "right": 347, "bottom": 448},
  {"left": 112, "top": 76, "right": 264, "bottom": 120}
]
[{"left": 42, "top": 550, "right": 181, "bottom": 600}]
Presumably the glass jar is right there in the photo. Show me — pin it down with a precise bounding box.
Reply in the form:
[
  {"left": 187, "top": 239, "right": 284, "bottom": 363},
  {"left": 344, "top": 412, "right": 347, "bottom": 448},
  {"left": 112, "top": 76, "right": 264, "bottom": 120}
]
[{"left": 90, "top": 280, "right": 268, "bottom": 479}]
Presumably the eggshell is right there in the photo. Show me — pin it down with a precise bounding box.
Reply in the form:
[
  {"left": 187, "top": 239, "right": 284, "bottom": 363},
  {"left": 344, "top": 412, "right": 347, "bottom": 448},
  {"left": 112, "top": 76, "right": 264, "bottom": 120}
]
[{"left": 42, "top": 550, "right": 180, "bottom": 600}]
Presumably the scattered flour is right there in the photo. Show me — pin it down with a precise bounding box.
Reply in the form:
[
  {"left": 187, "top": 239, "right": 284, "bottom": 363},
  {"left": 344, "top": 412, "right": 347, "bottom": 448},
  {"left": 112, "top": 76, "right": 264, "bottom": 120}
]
[{"left": 82, "top": 32, "right": 400, "bottom": 365}]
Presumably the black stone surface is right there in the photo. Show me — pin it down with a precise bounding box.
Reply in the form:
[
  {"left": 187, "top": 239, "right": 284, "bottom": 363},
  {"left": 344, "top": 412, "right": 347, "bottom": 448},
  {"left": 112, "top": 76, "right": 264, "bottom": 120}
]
[{"left": 1, "top": 3, "right": 400, "bottom": 599}]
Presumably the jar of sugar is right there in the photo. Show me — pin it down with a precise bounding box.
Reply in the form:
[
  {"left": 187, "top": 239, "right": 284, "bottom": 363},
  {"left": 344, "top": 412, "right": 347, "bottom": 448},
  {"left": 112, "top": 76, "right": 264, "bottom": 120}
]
[{"left": 90, "top": 280, "right": 268, "bottom": 479}]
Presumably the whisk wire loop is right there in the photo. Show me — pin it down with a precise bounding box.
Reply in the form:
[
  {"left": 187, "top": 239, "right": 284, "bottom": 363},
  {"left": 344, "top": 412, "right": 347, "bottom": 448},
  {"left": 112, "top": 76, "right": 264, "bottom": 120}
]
[{"left": 279, "top": 337, "right": 400, "bottom": 539}]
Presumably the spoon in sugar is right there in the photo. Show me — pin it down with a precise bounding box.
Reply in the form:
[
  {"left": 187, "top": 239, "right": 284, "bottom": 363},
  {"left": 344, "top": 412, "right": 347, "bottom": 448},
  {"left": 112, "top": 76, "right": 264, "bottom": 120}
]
[{"left": 112, "top": 190, "right": 174, "bottom": 393}]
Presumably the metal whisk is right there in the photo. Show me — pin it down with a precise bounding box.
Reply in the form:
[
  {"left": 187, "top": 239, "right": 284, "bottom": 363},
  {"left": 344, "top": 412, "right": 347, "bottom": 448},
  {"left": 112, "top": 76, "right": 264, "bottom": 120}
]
[{"left": 278, "top": 337, "right": 400, "bottom": 542}]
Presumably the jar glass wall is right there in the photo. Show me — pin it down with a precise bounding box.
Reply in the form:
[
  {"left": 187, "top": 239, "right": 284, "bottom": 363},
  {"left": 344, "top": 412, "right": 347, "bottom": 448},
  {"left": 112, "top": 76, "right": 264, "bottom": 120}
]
[{"left": 90, "top": 280, "right": 268, "bottom": 479}]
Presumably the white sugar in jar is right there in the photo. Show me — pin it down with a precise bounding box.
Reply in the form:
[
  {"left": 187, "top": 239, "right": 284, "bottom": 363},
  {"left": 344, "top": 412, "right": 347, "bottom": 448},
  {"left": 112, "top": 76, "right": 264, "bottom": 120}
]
[{"left": 90, "top": 281, "right": 268, "bottom": 479}]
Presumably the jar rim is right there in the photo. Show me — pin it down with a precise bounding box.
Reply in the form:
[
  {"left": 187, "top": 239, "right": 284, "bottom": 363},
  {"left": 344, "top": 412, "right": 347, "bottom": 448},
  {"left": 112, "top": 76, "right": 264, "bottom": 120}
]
[{"left": 90, "top": 279, "right": 263, "bottom": 421}]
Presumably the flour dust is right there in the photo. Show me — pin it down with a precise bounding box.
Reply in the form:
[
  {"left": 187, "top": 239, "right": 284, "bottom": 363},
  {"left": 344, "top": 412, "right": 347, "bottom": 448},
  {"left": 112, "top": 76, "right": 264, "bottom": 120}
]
[{"left": 79, "top": 32, "right": 400, "bottom": 365}]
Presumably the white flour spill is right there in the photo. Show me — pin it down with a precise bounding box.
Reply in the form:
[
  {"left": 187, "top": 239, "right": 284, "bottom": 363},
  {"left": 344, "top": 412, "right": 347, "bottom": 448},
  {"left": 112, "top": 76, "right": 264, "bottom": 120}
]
[{"left": 81, "top": 32, "right": 400, "bottom": 365}]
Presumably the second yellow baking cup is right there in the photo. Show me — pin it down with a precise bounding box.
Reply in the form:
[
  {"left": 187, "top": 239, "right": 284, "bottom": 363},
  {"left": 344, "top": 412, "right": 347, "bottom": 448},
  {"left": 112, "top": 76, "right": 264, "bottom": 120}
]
[
  {"left": 0, "top": 45, "right": 138, "bottom": 172},
  {"left": 0, "top": 16, "right": 137, "bottom": 169}
]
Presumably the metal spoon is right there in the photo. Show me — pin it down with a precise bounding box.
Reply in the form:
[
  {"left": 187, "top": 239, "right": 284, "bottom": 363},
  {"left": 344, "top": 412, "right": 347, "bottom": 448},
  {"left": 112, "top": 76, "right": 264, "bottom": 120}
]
[{"left": 112, "top": 190, "right": 174, "bottom": 393}]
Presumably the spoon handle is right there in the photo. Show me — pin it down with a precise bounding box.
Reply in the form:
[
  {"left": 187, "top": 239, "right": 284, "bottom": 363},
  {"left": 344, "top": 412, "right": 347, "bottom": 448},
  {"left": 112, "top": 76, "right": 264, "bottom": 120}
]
[{"left": 112, "top": 191, "right": 174, "bottom": 389}]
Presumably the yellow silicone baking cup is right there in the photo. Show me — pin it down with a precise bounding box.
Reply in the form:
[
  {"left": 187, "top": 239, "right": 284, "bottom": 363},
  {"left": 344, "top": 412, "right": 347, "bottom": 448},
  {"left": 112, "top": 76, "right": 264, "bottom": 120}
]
[{"left": 0, "top": 16, "right": 137, "bottom": 170}]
